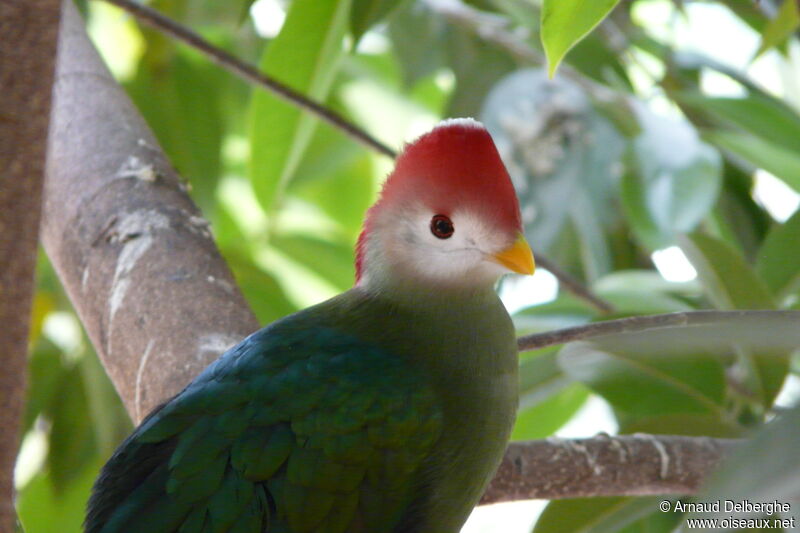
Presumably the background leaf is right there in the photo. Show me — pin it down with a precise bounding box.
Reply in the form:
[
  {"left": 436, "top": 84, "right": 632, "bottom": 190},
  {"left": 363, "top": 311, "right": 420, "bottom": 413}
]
[
  {"left": 248, "top": 0, "right": 352, "bottom": 214},
  {"left": 541, "top": 0, "right": 622, "bottom": 76}
]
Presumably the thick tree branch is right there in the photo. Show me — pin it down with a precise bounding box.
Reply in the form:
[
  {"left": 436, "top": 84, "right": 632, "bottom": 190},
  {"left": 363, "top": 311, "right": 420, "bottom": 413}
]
[
  {"left": 45, "top": 0, "right": 743, "bottom": 508},
  {"left": 517, "top": 310, "right": 800, "bottom": 352},
  {"left": 482, "top": 435, "right": 739, "bottom": 503},
  {"left": 98, "top": 0, "right": 614, "bottom": 314},
  {"left": 0, "top": 0, "right": 61, "bottom": 528},
  {"left": 43, "top": 0, "right": 260, "bottom": 423},
  {"left": 99, "top": 0, "right": 396, "bottom": 159}
]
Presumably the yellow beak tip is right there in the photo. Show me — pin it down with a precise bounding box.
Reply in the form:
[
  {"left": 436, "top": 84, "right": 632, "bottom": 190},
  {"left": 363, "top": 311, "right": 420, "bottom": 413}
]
[{"left": 493, "top": 235, "right": 535, "bottom": 276}]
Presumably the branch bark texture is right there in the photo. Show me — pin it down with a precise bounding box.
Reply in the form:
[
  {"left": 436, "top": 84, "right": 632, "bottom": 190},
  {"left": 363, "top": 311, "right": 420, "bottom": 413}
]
[
  {"left": 0, "top": 0, "right": 61, "bottom": 529},
  {"left": 42, "top": 0, "right": 738, "bottom": 507},
  {"left": 482, "top": 435, "right": 738, "bottom": 503},
  {"left": 42, "top": 0, "right": 260, "bottom": 423}
]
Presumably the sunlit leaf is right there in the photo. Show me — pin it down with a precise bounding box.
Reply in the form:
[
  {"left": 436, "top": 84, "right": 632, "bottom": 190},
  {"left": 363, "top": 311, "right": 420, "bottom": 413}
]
[
  {"left": 17, "top": 459, "right": 104, "bottom": 533},
  {"left": 756, "top": 209, "right": 800, "bottom": 301},
  {"left": 679, "top": 233, "right": 775, "bottom": 310},
  {"left": 513, "top": 382, "right": 589, "bottom": 440},
  {"left": 540, "top": 0, "right": 621, "bottom": 77},
  {"left": 271, "top": 233, "right": 356, "bottom": 291},
  {"left": 705, "top": 130, "right": 800, "bottom": 193},
  {"left": 248, "top": 0, "right": 351, "bottom": 213},
  {"left": 676, "top": 92, "right": 800, "bottom": 154},
  {"left": 753, "top": 0, "right": 800, "bottom": 59}
]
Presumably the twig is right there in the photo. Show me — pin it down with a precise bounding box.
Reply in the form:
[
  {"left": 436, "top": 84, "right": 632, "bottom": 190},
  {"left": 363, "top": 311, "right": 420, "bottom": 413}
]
[
  {"left": 535, "top": 255, "right": 615, "bottom": 314},
  {"left": 99, "top": 0, "right": 396, "bottom": 159},
  {"left": 99, "top": 0, "right": 614, "bottom": 313},
  {"left": 516, "top": 310, "right": 800, "bottom": 352},
  {"left": 482, "top": 434, "right": 739, "bottom": 503}
]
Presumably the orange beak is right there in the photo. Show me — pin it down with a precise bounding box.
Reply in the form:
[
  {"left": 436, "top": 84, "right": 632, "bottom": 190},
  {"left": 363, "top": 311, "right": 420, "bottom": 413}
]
[{"left": 492, "top": 233, "right": 535, "bottom": 275}]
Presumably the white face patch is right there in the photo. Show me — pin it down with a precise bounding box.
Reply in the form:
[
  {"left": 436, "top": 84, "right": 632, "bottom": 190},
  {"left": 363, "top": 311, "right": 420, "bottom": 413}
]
[{"left": 362, "top": 202, "right": 513, "bottom": 289}]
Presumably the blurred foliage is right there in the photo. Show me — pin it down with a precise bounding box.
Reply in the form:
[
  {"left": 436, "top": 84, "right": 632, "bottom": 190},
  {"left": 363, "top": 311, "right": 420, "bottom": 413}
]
[{"left": 16, "top": 0, "right": 800, "bottom": 531}]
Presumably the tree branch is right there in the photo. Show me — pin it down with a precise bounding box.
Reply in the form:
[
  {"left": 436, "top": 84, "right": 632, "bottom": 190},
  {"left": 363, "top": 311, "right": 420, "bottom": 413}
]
[
  {"left": 517, "top": 310, "right": 800, "bottom": 352},
  {"left": 482, "top": 435, "right": 739, "bottom": 503},
  {"left": 0, "top": 0, "right": 61, "bottom": 528},
  {"left": 99, "top": 0, "right": 396, "bottom": 159},
  {"left": 43, "top": 0, "right": 260, "bottom": 423}
]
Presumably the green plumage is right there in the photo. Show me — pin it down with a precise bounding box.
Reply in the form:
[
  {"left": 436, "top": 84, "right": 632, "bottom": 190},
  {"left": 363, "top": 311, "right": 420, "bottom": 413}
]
[{"left": 86, "top": 285, "right": 517, "bottom": 533}]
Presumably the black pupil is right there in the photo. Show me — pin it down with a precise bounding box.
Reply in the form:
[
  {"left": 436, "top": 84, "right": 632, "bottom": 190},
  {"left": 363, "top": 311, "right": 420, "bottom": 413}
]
[{"left": 431, "top": 215, "right": 454, "bottom": 239}]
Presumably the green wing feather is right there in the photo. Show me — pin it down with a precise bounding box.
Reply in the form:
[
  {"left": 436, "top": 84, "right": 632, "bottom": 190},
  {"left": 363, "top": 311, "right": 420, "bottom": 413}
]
[{"left": 86, "top": 322, "right": 442, "bottom": 533}]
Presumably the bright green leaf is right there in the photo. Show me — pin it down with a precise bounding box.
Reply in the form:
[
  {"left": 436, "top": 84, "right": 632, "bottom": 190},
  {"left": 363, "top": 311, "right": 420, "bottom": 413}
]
[
  {"left": 679, "top": 233, "right": 776, "bottom": 310},
  {"left": 706, "top": 130, "right": 800, "bottom": 193},
  {"left": 540, "top": 0, "right": 621, "bottom": 77},
  {"left": 271, "top": 233, "right": 356, "bottom": 291},
  {"left": 17, "top": 459, "right": 104, "bottom": 533},
  {"left": 754, "top": 0, "right": 800, "bottom": 59},
  {"left": 756, "top": 209, "right": 800, "bottom": 301},
  {"left": 513, "top": 383, "right": 589, "bottom": 440},
  {"left": 248, "top": 0, "right": 351, "bottom": 214}
]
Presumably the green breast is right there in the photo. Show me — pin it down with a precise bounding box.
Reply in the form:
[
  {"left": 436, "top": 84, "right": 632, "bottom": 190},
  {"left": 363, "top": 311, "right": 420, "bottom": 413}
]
[{"left": 314, "top": 286, "right": 519, "bottom": 532}]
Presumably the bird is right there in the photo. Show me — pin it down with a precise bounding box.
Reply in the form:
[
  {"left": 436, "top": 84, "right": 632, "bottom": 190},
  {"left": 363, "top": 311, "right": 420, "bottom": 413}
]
[{"left": 85, "top": 118, "right": 535, "bottom": 533}]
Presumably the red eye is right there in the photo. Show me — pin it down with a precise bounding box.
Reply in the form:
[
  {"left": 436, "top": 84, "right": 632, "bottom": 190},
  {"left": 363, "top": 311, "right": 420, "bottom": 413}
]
[{"left": 430, "top": 215, "right": 454, "bottom": 239}]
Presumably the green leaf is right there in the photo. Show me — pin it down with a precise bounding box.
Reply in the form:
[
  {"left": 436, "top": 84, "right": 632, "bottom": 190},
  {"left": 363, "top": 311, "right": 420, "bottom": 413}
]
[
  {"left": 46, "top": 364, "right": 97, "bottom": 493},
  {"left": 754, "top": 0, "right": 800, "bottom": 59},
  {"left": 675, "top": 92, "right": 800, "bottom": 154},
  {"left": 559, "top": 339, "right": 727, "bottom": 419},
  {"left": 540, "top": 0, "right": 621, "bottom": 77},
  {"left": 534, "top": 497, "right": 676, "bottom": 533},
  {"left": 705, "top": 130, "right": 800, "bottom": 193},
  {"left": 17, "top": 459, "right": 104, "bottom": 533},
  {"left": 621, "top": 105, "right": 722, "bottom": 250},
  {"left": 226, "top": 250, "right": 298, "bottom": 324},
  {"left": 350, "top": 0, "right": 408, "bottom": 43},
  {"left": 271, "top": 233, "right": 356, "bottom": 291},
  {"left": 562, "top": 310, "right": 800, "bottom": 418},
  {"left": 756, "top": 209, "right": 800, "bottom": 301},
  {"left": 513, "top": 382, "right": 589, "bottom": 440},
  {"left": 248, "top": 0, "right": 351, "bottom": 214},
  {"left": 679, "top": 233, "right": 776, "bottom": 310}
]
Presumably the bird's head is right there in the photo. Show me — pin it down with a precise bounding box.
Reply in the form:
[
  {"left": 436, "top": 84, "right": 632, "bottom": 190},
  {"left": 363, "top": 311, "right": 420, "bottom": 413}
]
[{"left": 356, "top": 118, "right": 534, "bottom": 292}]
